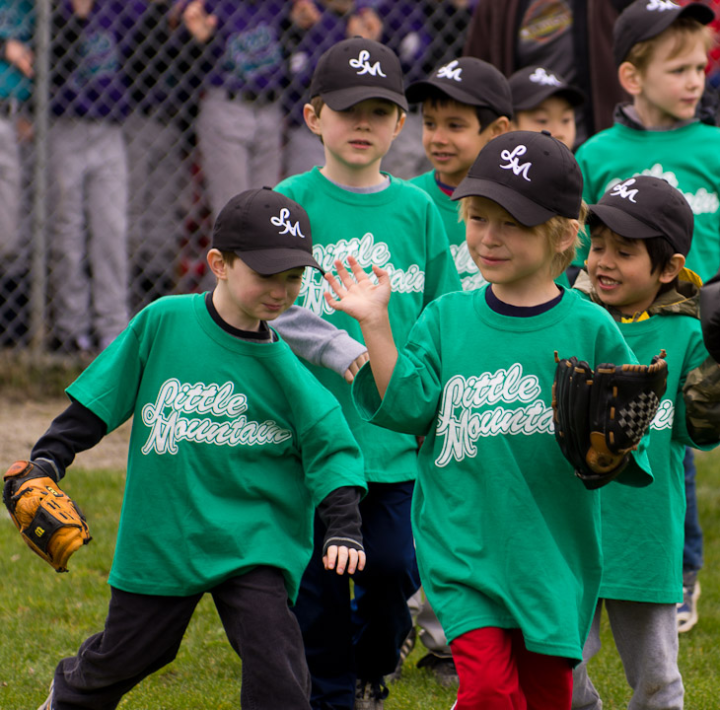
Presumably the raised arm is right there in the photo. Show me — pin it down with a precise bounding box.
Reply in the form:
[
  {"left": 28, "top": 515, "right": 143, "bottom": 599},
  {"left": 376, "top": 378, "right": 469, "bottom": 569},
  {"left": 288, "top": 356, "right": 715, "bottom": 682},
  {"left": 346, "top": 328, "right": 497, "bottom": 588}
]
[{"left": 324, "top": 256, "right": 397, "bottom": 398}]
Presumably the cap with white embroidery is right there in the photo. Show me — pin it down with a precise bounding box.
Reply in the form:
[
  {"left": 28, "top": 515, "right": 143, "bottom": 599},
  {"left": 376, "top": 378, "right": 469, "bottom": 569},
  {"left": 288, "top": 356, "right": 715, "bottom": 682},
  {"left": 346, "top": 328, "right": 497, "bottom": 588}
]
[
  {"left": 613, "top": 0, "right": 714, "bottom": 67},
  {"left": 405, "top": 57, "right": 513, "bottom": 118},
  {"left": 588, "top": 176, "right": 693, "bottom": 255},
  {"left": 310, "top": 37, "right": 408, "bottom": 112},
  {"left": 509, "top": 66, "right": 585, "bottom": 112},
  {"left": 211, "top": 188, "right": 322, "bottom": 275},
  {"left": 451, "top": 130, "right": 583, "bottom": 227}
]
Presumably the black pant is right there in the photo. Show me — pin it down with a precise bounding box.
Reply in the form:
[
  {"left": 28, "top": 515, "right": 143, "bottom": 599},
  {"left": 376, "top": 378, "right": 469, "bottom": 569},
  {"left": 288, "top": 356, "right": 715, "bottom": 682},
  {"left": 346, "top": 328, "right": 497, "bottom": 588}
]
[{"left": 52, "top": 567, "right": 311, "bottom": 709}]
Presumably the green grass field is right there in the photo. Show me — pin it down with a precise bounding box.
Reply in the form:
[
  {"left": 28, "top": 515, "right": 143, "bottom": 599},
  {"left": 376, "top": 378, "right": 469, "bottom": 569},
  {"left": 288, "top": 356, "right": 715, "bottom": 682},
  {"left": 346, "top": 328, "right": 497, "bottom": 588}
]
[{"left": 2, "top": 449, "right": 719, "bottom": 709}]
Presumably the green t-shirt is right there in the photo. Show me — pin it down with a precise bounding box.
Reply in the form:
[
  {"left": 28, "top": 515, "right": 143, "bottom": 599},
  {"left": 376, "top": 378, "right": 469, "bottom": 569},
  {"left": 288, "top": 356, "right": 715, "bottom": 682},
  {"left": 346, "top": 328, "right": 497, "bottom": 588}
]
[
  {"left": 352, "top": 287, "right": 652, "bottom": 662},
  {"left": 67, "top": 294, "right": 366, "bottom": 599},
  {"left": 574, "top": 121, "right": 720, "bottom": 282},
  {"left": 598, "top": 313, "right": 712, "bottom": 604},
  {"left": 275, "top": 168, "right": 462, "bottom": 483},
  {"left": 409, "top": 170, "right": 486, "bottom": 291}
]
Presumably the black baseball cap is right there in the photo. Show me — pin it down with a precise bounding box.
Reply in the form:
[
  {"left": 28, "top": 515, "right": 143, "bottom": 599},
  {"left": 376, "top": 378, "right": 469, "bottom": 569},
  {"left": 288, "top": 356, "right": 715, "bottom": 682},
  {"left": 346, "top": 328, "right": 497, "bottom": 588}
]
[
  {"left": 405, "top": 57, "right": 513, "bottom": 118},
  {"left": 588, "top": 176, "right": 693, "bottom": 255},
  {"left": 451, "top": 130, "right": 583, "bottom": 226},
  {"left": 509, "top": 66, "right": 585, "bottom": 111},
  {"left": 211, "top": 188, "right": 322, "bottom": 274},
  {"left": 613, "top": 0, "right": 714, "bottom": 67},
  {"left": 310, "top": 37, "right": 409, "bottom": 112}
]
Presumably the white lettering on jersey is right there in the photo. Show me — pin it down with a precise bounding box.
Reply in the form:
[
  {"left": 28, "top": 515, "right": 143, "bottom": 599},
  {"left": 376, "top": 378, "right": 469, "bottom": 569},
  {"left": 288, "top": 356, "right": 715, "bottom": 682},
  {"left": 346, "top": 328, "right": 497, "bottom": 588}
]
[
  {"left": 650, "top": 399, "right": 675, "bottom": 430},
  {"left": 610, "top": 178, "right": 639, "bottom": 203},
  {"left": 450, "top": 242, "right": 486, "bottom": 291},
  {"left": 437, "top": 60, "right": 463, "bottom": 82},
  {"left": 141, "top": 379, "right": 292, "bottom": 455},
  {"left": 529, "top": 67, "right": 562, "bottom": 86},
  {"left": 500, "top": 145, "right": 532, "bottom": 182},
  {"left": 271, "top": 207, "right": 306, "bottom": 238},
  {"left": 435, "top": 366, "right": 554, "bottom": 466},
  {"left": 349, "top": 49, "right": 386, "bottom": 77},
  {"left": 646, "top": 0, "right": 680, "bottom": 11},
  {"left": 297, "top": 232, "right": 425, "bottom": 315}
]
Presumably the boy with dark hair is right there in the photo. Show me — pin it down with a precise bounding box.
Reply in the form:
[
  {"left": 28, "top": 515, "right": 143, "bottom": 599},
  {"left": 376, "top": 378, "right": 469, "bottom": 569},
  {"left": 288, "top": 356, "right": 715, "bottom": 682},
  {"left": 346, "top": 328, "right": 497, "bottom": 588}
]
[
  {"left": 406, "top": 56, "right": 513, "bottom": 291},
  {"left": 571, "top": 175, "right": 720, "bottom": 710},
  {"left": 275, "top": 36, "right": 461, "bottom": 710},
  {"left": 7, "top": 188, "right": 368, "bottom": 710},
  {"left": 572, "top": 0, "right": 718, "bottom": 633},
  {"left": 508, "top": 65, "right": 585, "bottom": 150}
]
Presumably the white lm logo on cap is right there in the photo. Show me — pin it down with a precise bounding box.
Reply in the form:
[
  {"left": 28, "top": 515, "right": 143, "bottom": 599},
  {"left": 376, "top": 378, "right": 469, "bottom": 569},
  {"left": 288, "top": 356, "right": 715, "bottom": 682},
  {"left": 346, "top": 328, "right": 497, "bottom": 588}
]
[
  {"left": 529, "top": 67, "right": 562, "bottom": 87},
  {"left": 437, "top": 60, "right": 463, "bottom": 82},
  {"left": 270, "top": 208, "right": 306, "bottom": 238},
  {"left": 610, "top": 178, "right": 639, "bottom": 203},
  {"left": 349, "top": 50, "right": 386, "bottom": 77},
  {"left": 499, "top": 145, "right": 532, "bottom": 182},
  {"left": 646, "top": 0, "right": 680, "bottom": 11}
]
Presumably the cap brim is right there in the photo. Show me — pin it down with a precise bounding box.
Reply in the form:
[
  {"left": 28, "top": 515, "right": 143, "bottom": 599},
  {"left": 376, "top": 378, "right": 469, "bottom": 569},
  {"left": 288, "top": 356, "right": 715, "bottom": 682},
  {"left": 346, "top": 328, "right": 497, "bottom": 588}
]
[
  {"left": 237, "top": 249, "right": 324, "bottom": 276},
  {"left": 322, "top": 86, "right": 409, "bottom": 112},
  {"left": 405, "top": 79, "right": 491, "bottom": 108},
  {"left": 587, "top": 204, "right": 664, "bottom": 240},
  {"left": 679, "top": 3, "right": 715, "bottom": 26},
  {"left": 514, "top": 85, "right": 586, "bottom": 111},
  {"left": 451, "top": 178, "right": 555, "bottom": 227}
]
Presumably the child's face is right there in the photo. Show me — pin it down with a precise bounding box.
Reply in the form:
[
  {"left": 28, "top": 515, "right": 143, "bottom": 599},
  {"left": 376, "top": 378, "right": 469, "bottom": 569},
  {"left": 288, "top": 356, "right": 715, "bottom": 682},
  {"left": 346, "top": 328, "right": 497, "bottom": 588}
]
[
  {"left": 421, "top": 99, "right": 487, "bottom": 186},
  {"left": 465, "top": 196, "right": 559, "bottom": 297},
  {"left": 632, "top": 31, "right": 707, "bottom": 126},
  {"left": 305, "top": 98, "right": 404, "bottom": 181},
  {"left": 587, "top": 226, "right": 662, "bottom": 315},
  {"left": 512, "top": 96, "right": 576, "bottom": 150},
  {"left": 223, "top": 257, "right": 305, "bottom": 330}
]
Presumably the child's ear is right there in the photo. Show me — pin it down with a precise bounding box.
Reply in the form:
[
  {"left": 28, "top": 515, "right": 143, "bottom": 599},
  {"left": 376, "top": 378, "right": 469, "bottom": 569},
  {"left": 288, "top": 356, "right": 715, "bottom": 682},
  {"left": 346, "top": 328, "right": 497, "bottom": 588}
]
[
  {"left": 618, "top": 61, "right": 643, "bottom": 97},
  {"left": 207, "top": 248, "right": 228, "bottom": 280},
  {"left": 488, "top": 115, "right": 511, "bottom": 138},
  {"left": 392, "top": 110, "right": 407, "bottom": 139},
  {"left": 557, "top": 219, "right": 581, "bottom": 253},
  {"left": 304, "top": 103, "right": 322, "bottom": 136},
  {"left": 659, "top": 254, "right": 686, "bottom": 284}
]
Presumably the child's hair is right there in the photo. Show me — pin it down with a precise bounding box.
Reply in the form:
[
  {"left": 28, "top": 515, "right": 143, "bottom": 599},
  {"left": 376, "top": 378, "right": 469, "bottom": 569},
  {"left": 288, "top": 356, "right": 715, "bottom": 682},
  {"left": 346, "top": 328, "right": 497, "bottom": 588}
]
[
  {"left": 624, "top": 18, "right": 713, "bottom": 72},
  {"left": 309, "top": 96, "right": 405, "bottom": 119},
  {"left": 422, "top": 86, "right": 501, "bottom": 134},
  {"left": 220, "top": 250, "right": 238, "bottom": 266},
  {"left": 460, "top": 197, "right": 588, "bottom": 278}
]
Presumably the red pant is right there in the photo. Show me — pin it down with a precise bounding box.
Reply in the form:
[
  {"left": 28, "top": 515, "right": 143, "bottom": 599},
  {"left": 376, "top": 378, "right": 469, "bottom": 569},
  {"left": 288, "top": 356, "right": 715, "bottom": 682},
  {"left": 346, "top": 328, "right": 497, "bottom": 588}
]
[{"left": 450, "top": 627, "right": 573, "bottom": 710}]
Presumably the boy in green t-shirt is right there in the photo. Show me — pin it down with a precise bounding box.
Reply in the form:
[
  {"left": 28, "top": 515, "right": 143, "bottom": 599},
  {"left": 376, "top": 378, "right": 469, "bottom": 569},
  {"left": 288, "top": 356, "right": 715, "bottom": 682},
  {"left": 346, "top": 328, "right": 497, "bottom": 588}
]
[
  {"left": 324, "top": 130, "right": 653, "bottom": 710},
  {"left": 571, "top": 175, "right": 720, "bottom": 710},
  {"left": 405, "top": 57, "right": 513, "bottom": 291},
  {"left": 573, "top": 0, "right": 717, "bottom": 634},
  {"left": 275, "top": 36, "right": 461, "bottom": 709},
  {"left": 508, "top": 65, "right": 585, "bottom": 151},
  {"left": 11, "top": 189, "right": 367, "bottom": 710}
]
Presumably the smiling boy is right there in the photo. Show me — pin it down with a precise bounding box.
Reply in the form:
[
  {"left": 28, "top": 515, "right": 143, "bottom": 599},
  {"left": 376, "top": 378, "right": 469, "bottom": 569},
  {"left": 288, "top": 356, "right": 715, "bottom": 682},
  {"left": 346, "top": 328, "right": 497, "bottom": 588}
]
[
  {"left": 572, "top": 0, "right": 718, "bottom": 635},
  {"left": 571, "top": 175, "right": 720, "bottom": 710},
  {"left": 405, "top": 57, "right": 513, "bottom": 291}
]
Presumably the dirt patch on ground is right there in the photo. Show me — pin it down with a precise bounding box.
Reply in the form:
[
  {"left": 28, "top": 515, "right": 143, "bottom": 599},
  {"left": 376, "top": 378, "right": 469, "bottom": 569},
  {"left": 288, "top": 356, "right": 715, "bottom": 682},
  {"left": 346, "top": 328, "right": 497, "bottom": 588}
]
[{"left": 0, "top": 398, "right": 131, "bottom": 471}]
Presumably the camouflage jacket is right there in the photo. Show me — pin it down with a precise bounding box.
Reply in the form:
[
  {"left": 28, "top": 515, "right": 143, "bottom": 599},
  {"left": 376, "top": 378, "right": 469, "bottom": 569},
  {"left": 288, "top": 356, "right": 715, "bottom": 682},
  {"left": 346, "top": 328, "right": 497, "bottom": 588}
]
[{"left": 574, "top": 269, "right": 720, "bottom": 446}]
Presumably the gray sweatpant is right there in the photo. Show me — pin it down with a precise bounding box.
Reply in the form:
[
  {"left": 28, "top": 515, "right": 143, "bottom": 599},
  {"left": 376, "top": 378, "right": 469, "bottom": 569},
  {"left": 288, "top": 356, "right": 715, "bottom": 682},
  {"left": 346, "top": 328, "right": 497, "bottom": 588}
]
[
  {"left": 197, "top": 87, "right": 282, "bottom": 222},
  {"left": 0, "top": 114, "right": 21, "bottom": 255},
  {"left": 572, "top": 599, "right": 683, "bottom": 710},
  {"left": 47, "top": 118, "right": 129, "bottom": 348}
]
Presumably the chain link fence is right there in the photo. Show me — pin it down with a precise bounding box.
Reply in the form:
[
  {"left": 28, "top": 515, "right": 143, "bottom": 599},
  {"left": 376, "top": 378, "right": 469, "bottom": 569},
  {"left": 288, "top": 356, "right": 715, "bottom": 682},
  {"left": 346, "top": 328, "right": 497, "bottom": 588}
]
[{"left": 0, "top": 0, "right": 474, "bottom": 356}]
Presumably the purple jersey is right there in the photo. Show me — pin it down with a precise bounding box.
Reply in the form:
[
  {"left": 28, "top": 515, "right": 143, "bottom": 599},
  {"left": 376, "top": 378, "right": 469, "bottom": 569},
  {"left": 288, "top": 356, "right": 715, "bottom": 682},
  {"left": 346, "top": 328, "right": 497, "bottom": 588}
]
[
  {"left": 51, "top": 0, "right": 145, "bottom": 120},
  {"left": 201, "top": 0, "right": 289, "bottom": 97}
]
